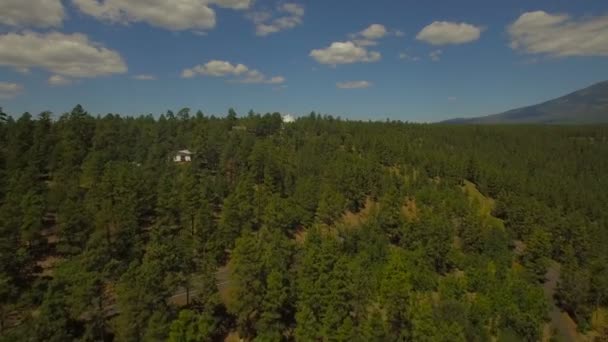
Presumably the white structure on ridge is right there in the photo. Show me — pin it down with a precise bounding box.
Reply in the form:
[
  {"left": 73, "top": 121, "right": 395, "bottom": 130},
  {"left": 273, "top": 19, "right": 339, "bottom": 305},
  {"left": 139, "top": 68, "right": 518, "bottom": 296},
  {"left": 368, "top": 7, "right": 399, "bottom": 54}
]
[{"left": 173, "top": 150, "right": 192, "bottom": 163}]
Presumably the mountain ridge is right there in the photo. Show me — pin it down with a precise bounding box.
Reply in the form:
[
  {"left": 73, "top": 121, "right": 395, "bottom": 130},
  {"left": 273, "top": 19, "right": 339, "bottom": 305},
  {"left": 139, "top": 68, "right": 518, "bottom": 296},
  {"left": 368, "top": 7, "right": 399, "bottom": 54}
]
[{"left": 442, "top": 81, "right": 608, "bottom": 124}]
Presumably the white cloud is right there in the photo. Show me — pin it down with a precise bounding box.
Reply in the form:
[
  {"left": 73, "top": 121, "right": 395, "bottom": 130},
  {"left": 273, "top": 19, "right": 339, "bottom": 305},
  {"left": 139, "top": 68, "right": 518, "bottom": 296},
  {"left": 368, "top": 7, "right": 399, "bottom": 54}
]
[
  {"left": 336, "top": 80, "right": 372, "bottom": 89},
  {"left": 182, "top": 60, "right": 284, "bottom": 84},
  {"left": 0, "top": 0, "right": 65, "bottom": 28},
  {"left": 429, "top": 49, "right": 443, "bottom": 61},
  {"left": 416, "top": 21, "right": 482, "bottom": 45},
  {"left": 133, "top": 74, "right": 157, "bottom": 80},
  {"left": 181, "top": 69, "right": 196, "bottom": 79},
  {"left": 182, "top": 60, "right": 248, "bottom": 78},
  {"left": 249, "top": 3, "right": 304, "bottom": 36},
  {"left": 267, "top": 76, "right": 285, "bottom": 84},
  {"left": 0, "top": 31, "right": 127, "bottom": 78},
  {"left": 360, "top": 24, "right": 387, "bottom": 40},
  {"left": 73, "top": 0, "right": 251, "bottom": 31},
  {"left": 394, "top": 30, "right": 405, "bottom": 37},
  {"left": 255, "top": 24, "right": 280, "bottom": 36},
  {"left": 310, "top": 41, "right": 381, "bottom": 65},
  {"left": 210, "top": 0, "right": 252, "bottom": 10},
  {"left": 350, "top": 24, "right": 388, "bottom": 46},
  {"left": 314, "top": 24, "right": 388, "bottom": 64},
  {"left": 48, "top": 75, "right": 73, "bottom": 86},
  {"left": 0, "top": 82, "right": 23, "bottom": 99},
  {"left": 399, "top": 52, "right": 420, "bottom": 61},
  {"left": 281, "top": 3, "right": 304, "bottom": 16},
  {"left": 236, "top": 70, "right": 285, "bottom": 84},
  {"left": 247, "top": 11, "right": 271, "bottom": 24},
  {"left": 508, "top": 11, "right": 608, "bottom": 57}
]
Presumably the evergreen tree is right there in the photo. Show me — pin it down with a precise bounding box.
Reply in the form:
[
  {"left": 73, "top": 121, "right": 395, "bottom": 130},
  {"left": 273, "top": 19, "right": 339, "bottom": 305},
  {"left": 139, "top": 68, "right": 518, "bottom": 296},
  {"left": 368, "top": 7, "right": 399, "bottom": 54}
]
[{"left": 521, "top": 227, "right": 552, "bottom": 281}]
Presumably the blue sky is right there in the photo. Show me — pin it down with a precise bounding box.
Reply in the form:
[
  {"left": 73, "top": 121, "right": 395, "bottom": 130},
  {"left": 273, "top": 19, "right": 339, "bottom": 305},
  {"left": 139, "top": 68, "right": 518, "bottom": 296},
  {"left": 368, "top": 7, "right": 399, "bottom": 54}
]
[{"left": 1, "top": 0, "right": 608, "bottom": 122}]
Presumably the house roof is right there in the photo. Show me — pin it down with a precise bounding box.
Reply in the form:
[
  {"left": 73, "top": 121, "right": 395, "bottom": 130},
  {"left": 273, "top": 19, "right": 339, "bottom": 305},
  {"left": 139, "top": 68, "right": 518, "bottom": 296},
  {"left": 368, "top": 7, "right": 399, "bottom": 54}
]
[{"left": 176, "top": 149, "right": 193, "bottom": 155}]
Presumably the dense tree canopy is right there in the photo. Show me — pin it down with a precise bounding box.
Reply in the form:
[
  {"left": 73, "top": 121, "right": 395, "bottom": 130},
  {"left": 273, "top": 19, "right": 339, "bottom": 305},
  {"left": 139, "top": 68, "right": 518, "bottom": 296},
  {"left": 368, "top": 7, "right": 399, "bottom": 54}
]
[{"left": 0, "top": 106, "right": 607, "bottom": 341}]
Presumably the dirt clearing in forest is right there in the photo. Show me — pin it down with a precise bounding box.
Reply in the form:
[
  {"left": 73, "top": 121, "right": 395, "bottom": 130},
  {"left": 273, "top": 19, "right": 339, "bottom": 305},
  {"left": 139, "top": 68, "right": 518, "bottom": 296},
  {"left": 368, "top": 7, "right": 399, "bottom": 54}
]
[
  {"left": 542, "top": 262, "right": 585, "bottom": 342},
  {"left": 340, "top": 197, "right": 377, "bottom": 228},
  {"left": 461, "top": 180, "right": 504, "bottom": 230},
  {"left": 216, "top": 263, "right": 235, "bottom": 308}
]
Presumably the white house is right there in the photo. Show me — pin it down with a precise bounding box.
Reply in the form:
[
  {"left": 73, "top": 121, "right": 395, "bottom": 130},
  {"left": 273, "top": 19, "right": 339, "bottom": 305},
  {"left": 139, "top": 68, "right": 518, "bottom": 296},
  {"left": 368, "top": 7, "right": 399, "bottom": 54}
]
[{"left": 173, "top": 150, "right": 193, "bottom": 163}]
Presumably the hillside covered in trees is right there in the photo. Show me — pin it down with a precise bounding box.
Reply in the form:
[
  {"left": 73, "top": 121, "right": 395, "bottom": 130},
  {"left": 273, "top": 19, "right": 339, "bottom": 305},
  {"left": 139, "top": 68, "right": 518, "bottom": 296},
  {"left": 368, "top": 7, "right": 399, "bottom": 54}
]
[
  {"left": 0, "top": 106, "right": 607, "bottom": 341},
  {"left": 442, "top": 80, "right": 608, "bottom": 125}
]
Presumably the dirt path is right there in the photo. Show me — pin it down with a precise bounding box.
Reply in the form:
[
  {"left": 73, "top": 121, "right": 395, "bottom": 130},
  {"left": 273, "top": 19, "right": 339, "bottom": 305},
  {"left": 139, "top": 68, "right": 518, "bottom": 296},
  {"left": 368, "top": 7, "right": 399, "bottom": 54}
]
[
  {"left": 216, "top": 265, "right": 233, "bottom": 306},
  {"left": 543, "top": 262, "right": 582, "bottom": 342},
  {"left": 167, "top": 288, "right": 199, "bottom": 306}
]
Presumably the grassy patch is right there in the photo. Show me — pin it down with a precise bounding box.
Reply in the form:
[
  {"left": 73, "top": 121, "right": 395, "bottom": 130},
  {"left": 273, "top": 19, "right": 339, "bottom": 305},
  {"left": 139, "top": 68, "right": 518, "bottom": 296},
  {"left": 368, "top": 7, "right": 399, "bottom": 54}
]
[
  {"left": 216, "top": 262, "right": 236, "bottom": 309},
  {"left": 592, "top": 307, "right": 608, "bottom": 336},
  {"left": 339, "top": 198, "right": 377, "bottom": 229},
  {"left": 461, "top": 180, "right": 504, "bottom": 230},
  {"left": 462, "top": 180, "right": 494, "bottom": 216},
  {"left": 401, "top": 198, "right": 419, "bottom": 221},
  {"left": 224, "top": 331, "right": 241, "bottom": 342}
]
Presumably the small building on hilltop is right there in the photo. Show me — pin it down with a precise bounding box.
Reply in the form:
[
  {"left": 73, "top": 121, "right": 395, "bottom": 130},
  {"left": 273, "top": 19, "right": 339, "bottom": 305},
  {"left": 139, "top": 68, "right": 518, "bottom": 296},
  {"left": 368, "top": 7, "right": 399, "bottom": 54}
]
[{"left": 173, "top": 150, "right": 193, "bottom": 163}]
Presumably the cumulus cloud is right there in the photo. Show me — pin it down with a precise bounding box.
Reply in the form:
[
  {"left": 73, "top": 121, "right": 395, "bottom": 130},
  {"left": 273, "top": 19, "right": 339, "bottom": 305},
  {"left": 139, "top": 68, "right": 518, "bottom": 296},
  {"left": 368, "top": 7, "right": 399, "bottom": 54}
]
[
  {"left": 0, "top": 31, "right": 127, "bottom": 78},
  {"left": 210, "top": 0, "right": 252, "bottom": 10},
  {"left": 310, "top": 41, "right": 381, "bottom": 65},
  {"left": 48, "top": 75, "right": 73, "bottom": 86},
  {"left": 429, "top": 50, "right": 443, "bottom": 61},
  {"left": 360, "top": 24, "right": 387, "bottom": 40},
  {"left": 236, "top": 70, "right": 285, "bottom": 84},
  {"left": 508, "top": 11, "right": 608, "bottom": 57},
  {"left": 268, "top": 76, "right": 285, "bottom": 84},
  {"left": 0, "top": 82, "right": 23, "bottom": 99},
  {"left": 181, "top": 60, "right": 284, "bottom": 84},
  {"left": 312, "top": 24, "right": 389, "bottom": 65},
  {"left": 133, "top": 74, "right": 157, "bottom": 80},
  {"left": 182, "top": 60, "right": 248, "bottom": 78},
  {"left": 181, "top": 69, "right": 196, "bottom": 79},
  {"left": 336, "top": 80, "right": 372, "bottom": 89},
  {"left": 416, "top": 21, "right": 482, "bottom": 45},
  {"left": 249, "top": 3, "right": 304, "bottom": 36},
  {"left": 73, "top": 0, "right": 251, "bottom": 31},
  {"left": 0, "top": 0, "right": 65, "bottom": 28},
  {"left": 350, "top": 24, "right": 388, "bottom": 46},
  {"left": 282, "top": 3, "right": 304, "bottom": 16}
]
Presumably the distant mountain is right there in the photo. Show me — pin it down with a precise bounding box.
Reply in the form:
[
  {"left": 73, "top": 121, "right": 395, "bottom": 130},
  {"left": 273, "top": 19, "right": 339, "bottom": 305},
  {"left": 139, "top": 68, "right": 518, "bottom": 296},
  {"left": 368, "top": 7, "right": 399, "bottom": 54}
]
[{"left": 442, "top": 81, "right": 608, "bottom": 124}]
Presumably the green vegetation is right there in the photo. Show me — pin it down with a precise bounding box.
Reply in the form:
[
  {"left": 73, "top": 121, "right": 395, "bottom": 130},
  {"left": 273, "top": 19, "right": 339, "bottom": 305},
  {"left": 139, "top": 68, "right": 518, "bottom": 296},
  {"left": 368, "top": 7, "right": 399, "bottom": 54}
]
[{"left": 0, "top": 105, "right": 607, "bottom": 341}]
